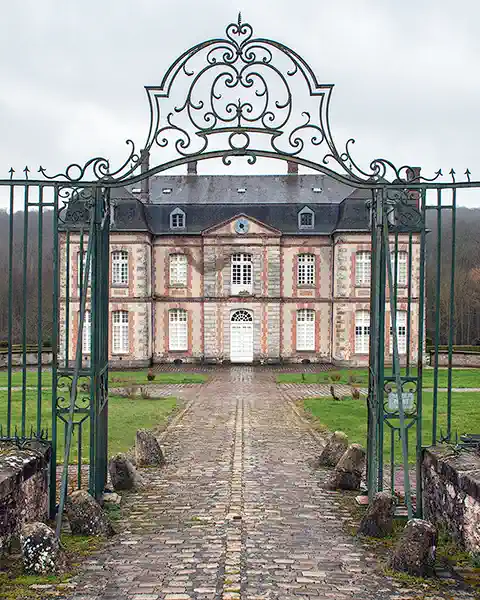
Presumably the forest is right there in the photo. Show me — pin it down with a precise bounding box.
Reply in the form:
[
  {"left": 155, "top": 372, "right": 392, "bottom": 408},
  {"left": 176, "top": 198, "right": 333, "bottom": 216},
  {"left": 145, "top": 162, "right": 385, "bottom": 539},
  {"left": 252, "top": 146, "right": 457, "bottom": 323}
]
[{"left": 0, "top": 206, "right": 478, "bottom": 348}]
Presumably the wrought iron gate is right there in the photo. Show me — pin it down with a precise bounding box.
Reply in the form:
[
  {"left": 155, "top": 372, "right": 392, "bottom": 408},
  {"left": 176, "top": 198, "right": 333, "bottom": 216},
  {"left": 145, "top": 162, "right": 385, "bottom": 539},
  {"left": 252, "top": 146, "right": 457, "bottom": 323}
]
[{"left": 0, "top": 15, "right": 476, "bottom": 529}]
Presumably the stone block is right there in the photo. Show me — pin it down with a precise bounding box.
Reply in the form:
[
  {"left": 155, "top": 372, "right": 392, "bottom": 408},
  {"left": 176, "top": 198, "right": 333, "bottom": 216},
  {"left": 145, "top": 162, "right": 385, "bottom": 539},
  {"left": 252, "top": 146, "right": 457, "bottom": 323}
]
[
  {"left": 358, "top": 492, "right": 396, "bottom": 538},
  {"left": 389, "top": 519, "right": 437, "bottom": 576}
]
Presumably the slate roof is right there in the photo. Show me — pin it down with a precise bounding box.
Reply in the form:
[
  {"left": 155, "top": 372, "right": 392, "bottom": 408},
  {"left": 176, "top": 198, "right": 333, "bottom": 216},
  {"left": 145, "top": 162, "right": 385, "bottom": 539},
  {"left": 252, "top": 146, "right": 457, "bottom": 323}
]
[{"left": 61, "top": 176, "right": 373, "bottom": 234}]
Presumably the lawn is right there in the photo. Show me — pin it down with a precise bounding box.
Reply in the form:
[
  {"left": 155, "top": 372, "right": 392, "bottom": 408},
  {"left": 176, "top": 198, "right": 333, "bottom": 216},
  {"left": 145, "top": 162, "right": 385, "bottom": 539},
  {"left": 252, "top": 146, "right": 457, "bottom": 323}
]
[
  {"left": 0, "top": 389, "right": 178, "bottom": 462},
  {"left": 278, "top": 367, "right": 480, "bottom": 389},
  {"left": 303, "top": 391, "right": 480, "bottom": 464},
  {"left": 0, "top": 369, "right": 207, "bottom": 388}
]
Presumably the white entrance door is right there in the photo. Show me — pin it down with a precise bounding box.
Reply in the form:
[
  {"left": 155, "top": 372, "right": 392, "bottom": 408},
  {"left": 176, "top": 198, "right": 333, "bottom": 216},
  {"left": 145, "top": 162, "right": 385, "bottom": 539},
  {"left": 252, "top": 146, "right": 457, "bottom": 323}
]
[{"left": 230, "top": 310, "right": 254, "bottom": 363}]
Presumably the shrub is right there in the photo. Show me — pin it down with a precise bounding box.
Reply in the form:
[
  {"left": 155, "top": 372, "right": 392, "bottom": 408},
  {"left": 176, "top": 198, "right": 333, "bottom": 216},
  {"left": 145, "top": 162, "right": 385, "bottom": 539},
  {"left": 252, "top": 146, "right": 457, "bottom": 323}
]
[
  {"left": 330, "top": 372, "right": 341, "bottom": 383},
  {"left": 147, "top": 369, "right": 155, "bottom": 382}
]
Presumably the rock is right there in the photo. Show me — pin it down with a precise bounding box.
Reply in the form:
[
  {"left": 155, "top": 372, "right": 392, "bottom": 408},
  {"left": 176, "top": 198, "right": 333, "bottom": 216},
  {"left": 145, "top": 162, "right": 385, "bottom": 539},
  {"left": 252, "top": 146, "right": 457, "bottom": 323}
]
[
  {"left": 358, "top": 492, "right": 396, "bottom": 537},
  {"left": 327, "top": 443, "right": 366, "bottom": 490},
  {"left": 20, "top": 522, "right": 65, "bottom": 574},
  {"left": 135, "top": 429, "right": 166, "bottom": 467},
  {"left": 389, "top": 519, "right": 437, "bottom": 576},
  {"left": 103, "top": 492, "right": 121, "bottom": 506},
  {"left": 108, "top": 453, "right": 144, "bottom": 491},
  {"left": 65, "top": 490, "right": 115, "bottom": 537},
  {"left": 315, "top": 431, "right": 348, "bottom": 468}
]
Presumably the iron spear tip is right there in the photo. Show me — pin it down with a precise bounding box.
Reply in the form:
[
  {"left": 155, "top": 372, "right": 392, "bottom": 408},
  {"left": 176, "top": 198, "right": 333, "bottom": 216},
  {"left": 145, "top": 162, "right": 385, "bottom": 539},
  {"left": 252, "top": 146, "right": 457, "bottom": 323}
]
[{"left": 238, "top": 12, "right": 242, "bottom": 27}]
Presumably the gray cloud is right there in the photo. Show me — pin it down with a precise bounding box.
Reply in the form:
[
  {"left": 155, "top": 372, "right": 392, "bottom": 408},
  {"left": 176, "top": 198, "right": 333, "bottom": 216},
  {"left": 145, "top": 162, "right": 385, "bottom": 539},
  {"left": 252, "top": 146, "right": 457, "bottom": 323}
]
[{"left": 0, "top": 0, "right": 479, "bottom": 206}]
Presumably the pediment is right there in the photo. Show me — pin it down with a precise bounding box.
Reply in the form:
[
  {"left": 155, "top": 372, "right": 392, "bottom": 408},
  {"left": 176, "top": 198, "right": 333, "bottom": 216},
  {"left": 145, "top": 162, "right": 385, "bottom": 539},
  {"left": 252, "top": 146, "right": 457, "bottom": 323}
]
[{"left": 202, "top": 213, "right": 281, "bottom": 236}]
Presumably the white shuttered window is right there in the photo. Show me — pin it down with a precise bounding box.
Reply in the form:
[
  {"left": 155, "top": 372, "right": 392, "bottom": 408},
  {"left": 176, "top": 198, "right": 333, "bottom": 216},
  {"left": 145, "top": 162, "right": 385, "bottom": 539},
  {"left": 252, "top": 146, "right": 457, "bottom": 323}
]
[
  {"left": 112, "top": 310, "right": 129, "bottom": 354},
  {"left": 169, "top": 254, "right": 187, "bottom": 286},
  {"left": 169, "top": 309, "right": 188, "bottom": 351},
  {"left": 77, "top": 251, "right": 91, "bottom": 287},
  {"left": 296, "top": 309, "right": 315, "bottom": 351},
  {"left": 355, "top": 310, "right": 370, "bottom": 354},
  {"left": 355, "top": 251, "right": 371, "bottom": 286},
  {"left": 297, "top": 254, "right": 315, "bottom": 286},
  {"left": 112, "top": 250, "right": 128, "bottom": 285},
  {"left": 397, "top": 251, "right": 408, "bottom": 286}
]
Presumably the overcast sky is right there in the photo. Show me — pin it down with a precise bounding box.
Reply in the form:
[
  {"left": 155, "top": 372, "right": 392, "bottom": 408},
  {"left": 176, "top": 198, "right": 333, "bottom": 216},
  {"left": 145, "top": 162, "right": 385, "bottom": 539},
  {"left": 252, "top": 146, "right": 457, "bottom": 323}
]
[{"left": 1, "top": 0, "right": 480, "bottom": 207}]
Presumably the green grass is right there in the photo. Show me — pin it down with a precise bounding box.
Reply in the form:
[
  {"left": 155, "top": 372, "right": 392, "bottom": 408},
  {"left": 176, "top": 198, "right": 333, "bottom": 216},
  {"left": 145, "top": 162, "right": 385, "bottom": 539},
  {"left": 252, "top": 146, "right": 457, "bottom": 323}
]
[
  {"left": 0, "top": 369, "right": 207, "bottom": 387},
  {"left": 0, "top": 389, "right": 177, "bottom": 462},
  {"left": 303, "top": 391, "right": 480, "bottom": 464},
  {"left": 278, "top": 367, "right": 480, "bottom": 389}
]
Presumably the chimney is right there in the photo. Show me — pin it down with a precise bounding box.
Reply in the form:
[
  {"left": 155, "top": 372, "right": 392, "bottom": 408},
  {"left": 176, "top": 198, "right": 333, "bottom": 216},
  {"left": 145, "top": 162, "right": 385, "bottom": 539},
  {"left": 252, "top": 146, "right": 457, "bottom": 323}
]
[
  {"left": 140, "top": 149, "right": 150, "bottom": 203},
  {"left": 287, "top": 160, "right": 298, "bottom": 175},
  {"left": 187, "top": 160, "right": 197, "bottom": 175}
]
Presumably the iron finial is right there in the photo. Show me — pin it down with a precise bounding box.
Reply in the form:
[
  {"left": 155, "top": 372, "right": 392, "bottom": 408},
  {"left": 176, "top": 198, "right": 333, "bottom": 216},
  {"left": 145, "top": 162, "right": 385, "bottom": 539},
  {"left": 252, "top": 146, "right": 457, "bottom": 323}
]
[
  {"left": 23, "top": 166, "right": 30, "bottom": 180},
  {"left": 8, "top": 167, "right": 14, "bottom": 180},
  {"left": 465, "top": 168, "right": 471, "bottom": 182},
  {"left": 238, "top": 12, "right": 242, "bottom": 27},
  {"left": 449, "top": 168, "right": 456, "bottom": 183}
]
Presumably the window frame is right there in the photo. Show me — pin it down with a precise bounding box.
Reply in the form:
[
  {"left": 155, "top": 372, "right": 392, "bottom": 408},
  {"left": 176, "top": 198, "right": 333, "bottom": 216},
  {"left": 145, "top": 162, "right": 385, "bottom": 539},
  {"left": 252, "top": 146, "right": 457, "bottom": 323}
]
[
  {"left": 296, "top": 308, "right": 316, "bottom": 352},
  {"left": 169, "top": 308, "right": 188, "bottom": 351},
  {"left": 389, "top": 310, "right": 407, "bottom": 355},
  {"left": 111, "top": 250, "right": 129, "bottom": 286},
  {"left": 298, "top": 206, "right": 315, "bottom": 230},
  {"left": 355, "top": 251, "right": 371, "bottom": 287},
  {"left": 112, "top": 310, "right": 129, "bottom": 354},
  {"left": 396, "top": 251, "right": 408, "bottom": 287},
  {"left": 297, "top": 253, "right": 316, "bottom": 287},
  {"left": 77, "top": 251, "right": 91, "bottom": 288},
  {"left": 170, "top": 207, "right": 186, "bottom": 230},
  {"left": 169, "top": 253, "right": 188, "bottom": 287},
  {"left": 231, "top": 253, "right": 253, "bottom": 295},
  {"left": 355, "top": 310, "right": 370, "bottom": 354},
  {"left": 82, "top": 309, "right": 91, "bottom": 355}
]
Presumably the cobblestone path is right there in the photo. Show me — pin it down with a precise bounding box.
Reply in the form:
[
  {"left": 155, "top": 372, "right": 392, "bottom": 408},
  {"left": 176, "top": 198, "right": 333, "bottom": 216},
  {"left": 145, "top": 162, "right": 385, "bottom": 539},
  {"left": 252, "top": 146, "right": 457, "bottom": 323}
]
[{"left": 67, "top": 368, "right": 474, "bottom": 600}]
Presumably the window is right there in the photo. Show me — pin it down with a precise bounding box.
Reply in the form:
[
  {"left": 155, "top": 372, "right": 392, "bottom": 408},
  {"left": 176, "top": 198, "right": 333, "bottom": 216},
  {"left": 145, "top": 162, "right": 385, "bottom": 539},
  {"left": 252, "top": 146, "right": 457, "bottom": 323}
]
[
  {"left": 297, "top": 254, "right": 315, "bottom": 286},
  {"left": 112, "top": 250, "right": 128, "bottom": 285},
  {"left": 169, "top": 309, "right": 188, "bottom": 351},
  {"left": 82, "top": 310, "right": 91, "bottom": 354},
  {"left": 169, "top": 254, "right": 188, "bottom": 286},
  {"left": 170, "top": 207, "right": 186, "bottom": 230},
  {"left": 397, "top": 251, "right": 408, "bottom": 286},
  {"left": 298, "top": 206, "right": 314, "bottom": 229},
  {"left": 77, "top": 251, "right": 91, "bottom": 287},
  {"left": 356, "top": 251, "right": 371, "bottom": 286},
  {"left": 390, "top": 310, "right": 407, "bottom": 354},
  {"left": 231, "top": 253, "right": 253, "bottom": 295},
  {"left": 112, "top": 310, "right": 129, "bottom": 354},
  {"left": 355, "top": 310, "right": 370, "bottom": 354},
  {"left": 296, "top": 309, "right": 315, "bottom": 351}
]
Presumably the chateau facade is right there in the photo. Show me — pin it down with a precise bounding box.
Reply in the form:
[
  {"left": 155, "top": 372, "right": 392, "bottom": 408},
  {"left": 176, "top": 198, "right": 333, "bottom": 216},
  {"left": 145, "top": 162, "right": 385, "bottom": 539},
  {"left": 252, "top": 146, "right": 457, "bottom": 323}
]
[{"left": 60, "top": 163, "right": 420, "bottom": 367}]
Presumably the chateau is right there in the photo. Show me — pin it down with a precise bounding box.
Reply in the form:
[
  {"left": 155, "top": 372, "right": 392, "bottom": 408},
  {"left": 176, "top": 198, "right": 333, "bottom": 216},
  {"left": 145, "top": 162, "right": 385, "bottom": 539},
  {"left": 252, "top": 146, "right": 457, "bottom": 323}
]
[{"left": 61, "top": 161, "right": 419, "bottom": 367}]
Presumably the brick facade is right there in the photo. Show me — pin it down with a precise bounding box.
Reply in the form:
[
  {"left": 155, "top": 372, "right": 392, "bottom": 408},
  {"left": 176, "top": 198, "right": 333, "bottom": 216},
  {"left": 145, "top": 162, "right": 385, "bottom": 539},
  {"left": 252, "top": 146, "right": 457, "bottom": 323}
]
[{"left": 60, "top": 222, "right": 419, "bottom": 367}]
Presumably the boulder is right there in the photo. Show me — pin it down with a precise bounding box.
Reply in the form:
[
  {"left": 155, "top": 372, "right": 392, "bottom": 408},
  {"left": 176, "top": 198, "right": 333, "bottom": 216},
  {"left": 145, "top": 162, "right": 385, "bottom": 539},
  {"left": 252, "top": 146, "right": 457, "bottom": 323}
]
[
  {"left": 135, "top": 429, "right": 166, "bottom": 467},
  {"left": 103, "top": 492, "right": 122, "bottom": 506},
  {"left": 21, "top": 522, "right": 66, "bottom": 574},
  {"left": 389, "top": 519, "right": 437, "bottom": 577},
  {"left": 108, "top": 453, "right": 144, "bottom": 491},
  {"left": 327, "top": 443, "right": 366, "bottom": 490},
  {"left": 65, "top": 490, "right": 115, "bottom": 537},
  {"left": 315, "top": 431, "right": 348, "bottom": 468},
  {"left": 358, "top": 492, "right": 396, "bottom": 537}
]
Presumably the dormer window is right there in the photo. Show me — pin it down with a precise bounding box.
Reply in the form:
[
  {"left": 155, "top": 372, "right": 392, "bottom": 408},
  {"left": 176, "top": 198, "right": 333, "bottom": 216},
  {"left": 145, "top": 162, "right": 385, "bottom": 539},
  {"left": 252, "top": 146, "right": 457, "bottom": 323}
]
[
  {"left": 298, "top": 206, "right": 314, "bottom": 230},
  {"left": 170, "top": 207, "right": 186, "bottom": 230}
]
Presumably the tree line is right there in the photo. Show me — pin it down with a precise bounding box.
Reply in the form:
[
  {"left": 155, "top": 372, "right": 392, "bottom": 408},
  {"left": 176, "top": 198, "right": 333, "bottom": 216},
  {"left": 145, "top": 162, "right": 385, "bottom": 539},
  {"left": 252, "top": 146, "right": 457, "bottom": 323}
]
[{"left": 0, "top": 206, "right": 478, "bottom": 348}]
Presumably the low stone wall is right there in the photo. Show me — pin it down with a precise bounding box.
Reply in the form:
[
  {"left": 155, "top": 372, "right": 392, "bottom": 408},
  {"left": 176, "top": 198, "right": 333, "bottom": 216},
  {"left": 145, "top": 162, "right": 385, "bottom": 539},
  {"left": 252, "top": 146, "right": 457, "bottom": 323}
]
[
  {"left": 429, "top": 351, "right": 480, "bottom": 367},
  {"left": 0, "top": 350, "right": 53, "bottom": 368},
  {"left": 422, "top": 446, "right": 480, "bottom": 552},
  {"left": 0, "top": 441, "right": 51, "bottom": 555}
]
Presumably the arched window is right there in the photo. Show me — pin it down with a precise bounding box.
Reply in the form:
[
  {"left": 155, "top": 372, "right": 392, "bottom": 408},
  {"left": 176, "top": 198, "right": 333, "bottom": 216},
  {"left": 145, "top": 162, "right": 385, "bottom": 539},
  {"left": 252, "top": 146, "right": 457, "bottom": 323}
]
[
  {"left": 82, "top": 310, "right": 91, "bottom": 354},
  {"left": 112, "top": 250, "right": 128, "bottom": 285},
  {"left": 231, "top": 253, "right": 253, "bottom": 295},
  {"left": 169, "top": 254, "right": 188, "bottom": 286},
  {"left": 112, "top": 310, "right": 129, "bottom": 354},
  {"left": 355, "top": 311, "right": 370, "bottom": 354},
  {"left": 231, "top": 309, "right": 253, "bottom": 322},
  {"left": 390, "top": 310, "right": 407, "bottom": 355},
  {"left": 296, "top": 309, "right": 315, "bottom": 351},
  {"left": 298, "top": 206, "right": 314, "bottom": 230},
  {"left": 356, "top": 251, "right": 371, "bottom": 286},
  {"left": 297, "top": 254, "right": 315, "bottom": 286},
  {"left": 170, "top": 207, "right": 186, "bottom": 230},
  {"left": 169, "top": 309, "right": 188, "bottom": 351}
]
